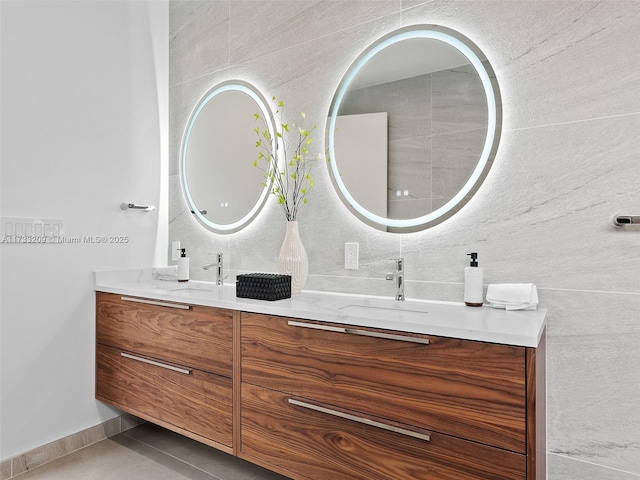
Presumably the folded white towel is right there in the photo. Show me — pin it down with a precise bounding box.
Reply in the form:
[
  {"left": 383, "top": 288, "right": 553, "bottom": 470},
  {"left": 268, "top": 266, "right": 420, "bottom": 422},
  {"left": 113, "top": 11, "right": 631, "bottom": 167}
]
[
  {"left": 153, "top": 265, "right": 178, "bottom": 281},
  {"left": 486, "top": 283, "right": 538, "bottom": 311}
]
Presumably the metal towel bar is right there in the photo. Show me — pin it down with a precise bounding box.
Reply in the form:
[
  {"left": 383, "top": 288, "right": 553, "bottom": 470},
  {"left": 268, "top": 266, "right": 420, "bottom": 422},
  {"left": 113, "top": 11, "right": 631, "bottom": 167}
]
[
  {"left": 120, "top": 203, "right": 156, "bottom": 212},
  {"left": 613, "top": 215, "right": 640, "bottom": 226}
]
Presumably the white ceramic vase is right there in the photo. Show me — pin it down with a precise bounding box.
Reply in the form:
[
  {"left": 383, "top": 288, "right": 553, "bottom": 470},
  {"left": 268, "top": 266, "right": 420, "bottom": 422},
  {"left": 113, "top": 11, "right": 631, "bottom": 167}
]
[{"left": 278, "top": 221, "right": 308, "bottom": 294}]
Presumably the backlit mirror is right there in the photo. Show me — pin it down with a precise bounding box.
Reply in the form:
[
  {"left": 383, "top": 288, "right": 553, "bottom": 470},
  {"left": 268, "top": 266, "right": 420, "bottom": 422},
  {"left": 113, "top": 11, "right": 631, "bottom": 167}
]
[
  {"left": 327, "top": 25, "right": 501, "bottom": 232},
  {"left": 181, "top": 81, "right": 276, "bottom": 234}
]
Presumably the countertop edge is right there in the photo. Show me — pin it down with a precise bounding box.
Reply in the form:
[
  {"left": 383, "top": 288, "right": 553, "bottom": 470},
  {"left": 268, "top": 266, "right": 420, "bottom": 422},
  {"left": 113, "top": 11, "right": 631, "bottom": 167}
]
[{"left": 94, "top": 272, "right": 547, "bottom": 348}]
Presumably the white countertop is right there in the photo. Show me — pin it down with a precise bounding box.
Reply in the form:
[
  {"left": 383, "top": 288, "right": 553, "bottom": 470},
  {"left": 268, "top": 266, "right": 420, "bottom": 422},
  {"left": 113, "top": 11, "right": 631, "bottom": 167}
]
[{"left": 95, "top": 269, "right": 547, "bottom": 348}]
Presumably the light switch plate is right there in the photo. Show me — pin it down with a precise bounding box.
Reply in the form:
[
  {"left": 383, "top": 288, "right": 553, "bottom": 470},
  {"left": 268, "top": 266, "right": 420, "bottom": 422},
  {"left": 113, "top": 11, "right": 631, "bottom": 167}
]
[
  {"left": 1, "top": 217, "right": 63, "bottom": 243},
  {"left": 345, "top": 242, "right": 359, "bottom": 270}
]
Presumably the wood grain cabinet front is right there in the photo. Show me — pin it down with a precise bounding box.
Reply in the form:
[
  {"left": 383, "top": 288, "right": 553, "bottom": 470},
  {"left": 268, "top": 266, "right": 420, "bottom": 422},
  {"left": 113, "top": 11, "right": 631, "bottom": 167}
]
[
  {"left": 95, "top": 292, "right": 234, "bottom": 451},
  {"left": 241, "top": 313, "right": 526, "bottom": 452},
  {"left": 96, "top": 292, "right": 233, "bottom": 377},
  {"left": 240, "top": 312, "right": 545, "bottom": 480},
  {"left": 96, "top": 344, "right": 233, "bottom": 447},
  {"left": 241, "top": 383, "right": 526, "bottom": 480}
]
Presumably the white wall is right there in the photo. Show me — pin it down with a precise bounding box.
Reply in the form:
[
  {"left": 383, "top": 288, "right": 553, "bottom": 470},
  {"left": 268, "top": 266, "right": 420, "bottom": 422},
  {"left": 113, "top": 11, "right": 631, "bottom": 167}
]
[
  {"left": 169, "top": 2, "right": 640, "bottom": 479},
  {"left": 0, "top": 0, "right": 168, "bottom": 460}
]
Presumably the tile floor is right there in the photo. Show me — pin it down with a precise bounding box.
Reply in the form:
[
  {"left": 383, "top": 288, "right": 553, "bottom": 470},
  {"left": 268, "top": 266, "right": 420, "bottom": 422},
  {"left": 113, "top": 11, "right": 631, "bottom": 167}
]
[{"left": 13, "top": 423, "right": 291, "bottom": 480}]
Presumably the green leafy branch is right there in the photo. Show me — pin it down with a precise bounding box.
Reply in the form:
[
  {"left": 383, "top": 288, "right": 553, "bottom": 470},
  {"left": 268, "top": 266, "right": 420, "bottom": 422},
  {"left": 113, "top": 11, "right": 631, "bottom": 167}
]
[{"left": 253, "top": 97, "right": 317, "bottom": 221}]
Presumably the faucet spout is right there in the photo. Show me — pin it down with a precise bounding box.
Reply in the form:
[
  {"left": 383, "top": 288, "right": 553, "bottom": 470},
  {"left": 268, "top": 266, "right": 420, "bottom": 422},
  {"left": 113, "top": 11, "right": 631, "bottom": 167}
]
[
  {"left": 386, "top": 257, "right": 405, "bottom": 301},
  {"left": 203, "top": 253, "right": 224, "bottom": 285}
]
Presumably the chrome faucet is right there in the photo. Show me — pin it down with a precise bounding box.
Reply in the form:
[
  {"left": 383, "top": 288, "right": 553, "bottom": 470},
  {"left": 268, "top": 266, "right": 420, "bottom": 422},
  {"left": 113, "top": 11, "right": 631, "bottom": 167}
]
[
  {"left": 386, "top": 257, "right": 405, "bottom": 301},
  {"left": 203, "top": 253, "right": 223, "bottom": 285}
]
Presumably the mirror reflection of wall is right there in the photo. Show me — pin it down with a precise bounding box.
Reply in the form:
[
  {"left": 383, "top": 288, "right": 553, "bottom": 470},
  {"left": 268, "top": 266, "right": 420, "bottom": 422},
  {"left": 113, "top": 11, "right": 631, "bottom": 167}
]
[
  {"left": 181, "top": 82, "right": 275, "bottom": 234},
  {"left": 186, "top": 90, "right": 262, "bottom": 223},
  {"left": 339, "top": 63, "right": 487, "bottom": 220},
  {"left": 334, "top": 112, "right": 388, "bottom": 218}
]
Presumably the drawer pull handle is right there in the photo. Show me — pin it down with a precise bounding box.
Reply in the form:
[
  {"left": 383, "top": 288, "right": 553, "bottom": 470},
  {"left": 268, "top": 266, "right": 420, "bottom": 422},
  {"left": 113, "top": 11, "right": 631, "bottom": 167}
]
[
  {"left": 287, "top": 321, "right": 429, "bottom": 345},
  {"left": 288, "top": 399, "right": 431, "bottom": 442},
  {"left": 120, "top": 352, "right": 191, "bottom": 375},
  {"left": 120, "top": 296, "right": 191, "bottom": 310}
]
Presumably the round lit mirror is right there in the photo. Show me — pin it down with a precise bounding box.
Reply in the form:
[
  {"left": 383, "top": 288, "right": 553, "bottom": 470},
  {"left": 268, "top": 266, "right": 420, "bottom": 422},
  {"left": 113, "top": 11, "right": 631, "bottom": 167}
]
[
  {"left": 327, "top": 25, "right": 502, "bottom": 232},
  {"left": 181, "top": 81, "right": 276, "bottom": 234}
]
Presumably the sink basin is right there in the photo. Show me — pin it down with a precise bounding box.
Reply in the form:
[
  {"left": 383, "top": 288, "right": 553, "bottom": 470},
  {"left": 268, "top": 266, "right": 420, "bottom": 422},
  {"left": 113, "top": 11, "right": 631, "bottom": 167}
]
[
  {"left": 150, "top": 281, "right": 219, "bottom": 293},
  {"left": 328, "top": 297, "right": 430, "bottom": 322}
]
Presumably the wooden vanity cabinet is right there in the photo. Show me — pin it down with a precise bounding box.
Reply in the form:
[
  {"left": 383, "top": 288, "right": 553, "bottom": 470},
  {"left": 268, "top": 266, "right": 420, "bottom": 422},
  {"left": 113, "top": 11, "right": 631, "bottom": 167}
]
[
  {"left": 95, "top": 291, "right": 545, "bottom": 479},
  {"left": 95, "top": 292, "right": 234, "bottom": 451},
  {"left": 240, "top": 312, "right": 546, "bottom": 480}
]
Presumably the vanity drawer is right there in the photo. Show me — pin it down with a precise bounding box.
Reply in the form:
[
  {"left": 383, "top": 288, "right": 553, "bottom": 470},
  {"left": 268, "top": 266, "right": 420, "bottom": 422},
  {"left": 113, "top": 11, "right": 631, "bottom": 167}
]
[
  {"left": 241, "top": 384, "right": 526, "bottom": 480},
  {"left": 96, "top": 344, "right": 233, "bottom": 447},
  {"left": 241, "top": 313, "right": 526, "bottom": 453},
  {"left": 96, "top": 292, "right": 232, "bottom": 377}
]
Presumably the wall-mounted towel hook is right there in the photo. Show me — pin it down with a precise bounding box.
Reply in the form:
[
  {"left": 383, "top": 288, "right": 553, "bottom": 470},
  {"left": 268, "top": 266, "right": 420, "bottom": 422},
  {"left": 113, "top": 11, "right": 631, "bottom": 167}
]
[
  {"left": 120, "top": 203, "right": 156, "bottom": 212},
  {"left": 612, "top": 214, "right": 640, "bottom": 227}
]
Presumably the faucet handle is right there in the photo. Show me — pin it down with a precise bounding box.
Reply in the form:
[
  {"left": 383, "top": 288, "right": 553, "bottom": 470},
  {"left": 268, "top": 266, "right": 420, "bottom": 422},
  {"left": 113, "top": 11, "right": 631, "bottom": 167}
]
[{"left": 389, "top": 257, "right": 404, "bottom": 269}]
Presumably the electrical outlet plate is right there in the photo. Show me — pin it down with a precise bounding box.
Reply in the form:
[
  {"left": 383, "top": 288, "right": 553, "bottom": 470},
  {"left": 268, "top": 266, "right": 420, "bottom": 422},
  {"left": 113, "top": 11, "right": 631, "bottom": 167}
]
[{"left": 345, "top": 242, "right": 359, "bottom": 269}]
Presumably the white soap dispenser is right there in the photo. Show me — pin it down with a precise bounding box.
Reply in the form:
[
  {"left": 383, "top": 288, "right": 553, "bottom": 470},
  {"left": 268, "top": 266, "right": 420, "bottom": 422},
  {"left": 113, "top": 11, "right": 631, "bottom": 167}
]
[
  {"left": 177, "top": 248, "right": 190, "bottom": 282},
  {"left": 464, "top": 252, "right": 483, "bottom": 307}
]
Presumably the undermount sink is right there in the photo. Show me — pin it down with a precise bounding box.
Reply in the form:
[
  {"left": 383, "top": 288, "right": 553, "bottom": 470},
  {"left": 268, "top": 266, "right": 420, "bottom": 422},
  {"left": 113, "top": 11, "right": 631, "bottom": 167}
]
[
  {"left": 328, "top": 297, "right": 431, "bottom": 322},
  {"left": 150, "top": 281, "right": 219, "bottom": 293}
]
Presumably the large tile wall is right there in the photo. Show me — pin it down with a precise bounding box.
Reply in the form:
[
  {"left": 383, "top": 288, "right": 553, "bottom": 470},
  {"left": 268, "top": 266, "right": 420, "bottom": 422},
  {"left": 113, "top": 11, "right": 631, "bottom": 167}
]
[{"left": 169, "top": 1, "right": 640, "bottom": 478}]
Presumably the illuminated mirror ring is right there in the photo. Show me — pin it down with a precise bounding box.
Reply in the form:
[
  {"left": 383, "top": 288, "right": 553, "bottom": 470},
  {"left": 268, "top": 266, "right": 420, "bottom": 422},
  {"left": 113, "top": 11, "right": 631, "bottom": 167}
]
[
  {"left": 181, "top": 81, "right": 276, "bottom": 234},
  {"left": 328, "top": 25, "right": 502, "bottom": 231}
]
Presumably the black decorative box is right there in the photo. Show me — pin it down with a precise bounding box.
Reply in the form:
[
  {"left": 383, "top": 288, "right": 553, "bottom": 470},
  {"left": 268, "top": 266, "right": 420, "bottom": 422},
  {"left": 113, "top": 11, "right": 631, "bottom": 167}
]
[{"left": 236, "top": 273, "right": 291, "bottom": 301}]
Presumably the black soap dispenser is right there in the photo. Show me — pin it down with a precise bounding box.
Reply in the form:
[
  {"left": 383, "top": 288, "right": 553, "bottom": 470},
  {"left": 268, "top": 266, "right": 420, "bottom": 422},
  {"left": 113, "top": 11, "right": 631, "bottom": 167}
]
[{"left": 464, "top": 252, "right": 483, "bottom": 307}]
